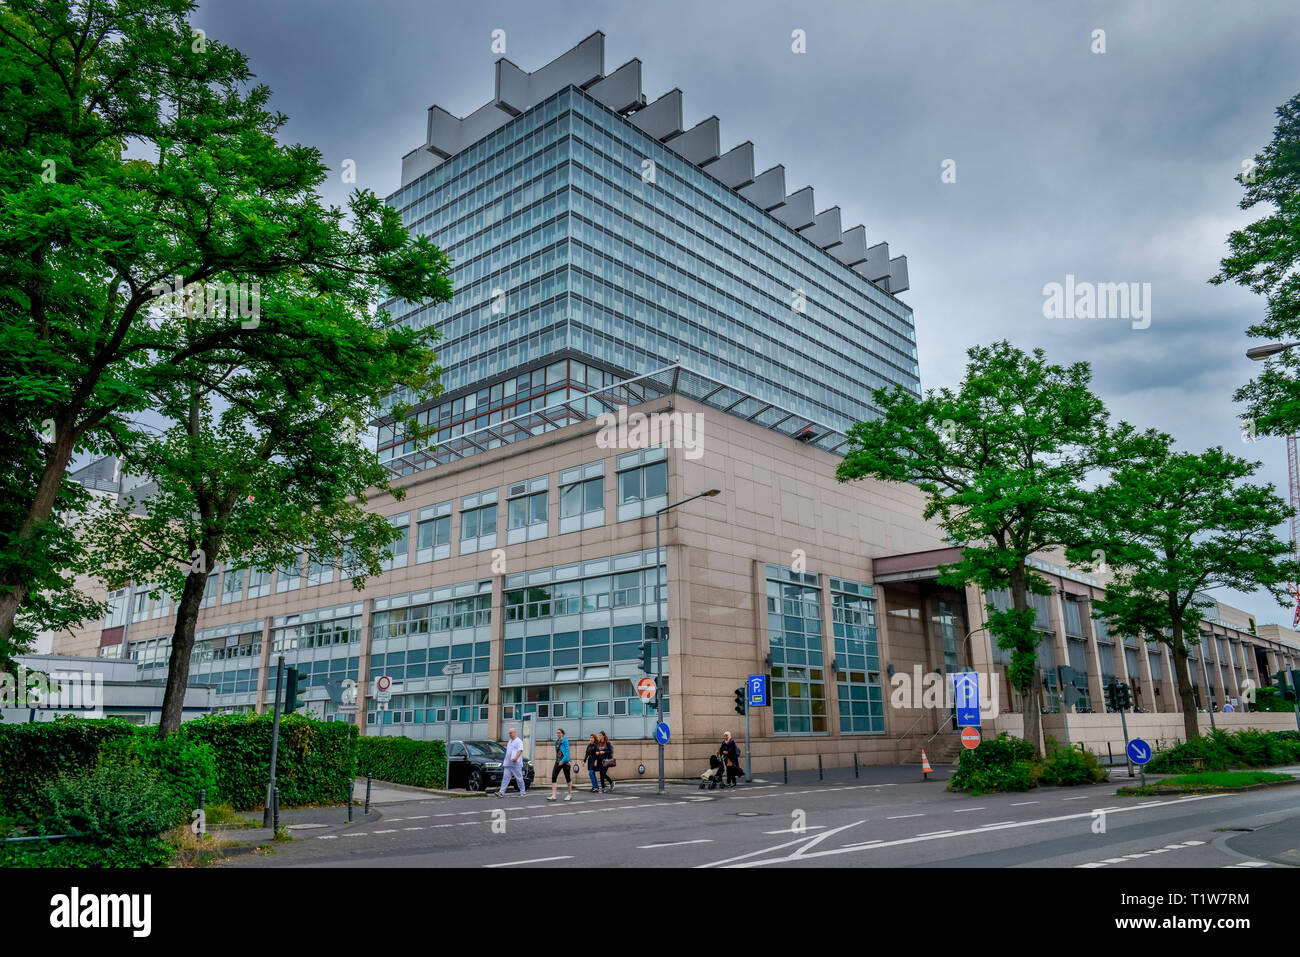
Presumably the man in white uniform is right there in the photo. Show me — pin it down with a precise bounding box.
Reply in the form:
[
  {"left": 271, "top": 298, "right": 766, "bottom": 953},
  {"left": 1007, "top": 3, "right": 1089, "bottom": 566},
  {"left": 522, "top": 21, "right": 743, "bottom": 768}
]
[{"left": 496, "top": 727, "right": 526, "bottom": 797}]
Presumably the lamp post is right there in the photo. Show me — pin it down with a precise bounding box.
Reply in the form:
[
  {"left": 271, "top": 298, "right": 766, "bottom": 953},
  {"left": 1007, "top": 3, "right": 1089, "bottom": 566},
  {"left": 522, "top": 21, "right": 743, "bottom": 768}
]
[
  {"left": 654, "top": 488, "right": 721, "bottom": 795},
  {"left": 1246, "top": 342, "right": 1300, "bottom": 361}
]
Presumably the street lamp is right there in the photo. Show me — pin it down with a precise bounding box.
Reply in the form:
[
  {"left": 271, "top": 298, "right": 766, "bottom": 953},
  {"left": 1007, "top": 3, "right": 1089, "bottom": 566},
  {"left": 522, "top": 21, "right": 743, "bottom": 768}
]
[
  {"left": 1246, "top": 341, "right": 1300, "bottom": 361},
  {"left": 653, "top": 488, "right": 721, "bottom": 795}
]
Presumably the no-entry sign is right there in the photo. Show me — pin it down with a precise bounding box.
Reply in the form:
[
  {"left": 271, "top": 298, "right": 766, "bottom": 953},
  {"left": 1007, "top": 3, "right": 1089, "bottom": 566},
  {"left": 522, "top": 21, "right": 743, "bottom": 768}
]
[
  {"left": 961, "top": 726, "right": 982, "bottom": 749},
  {"left": 636, "top": 677, "right": 657, "bottom": 701}
]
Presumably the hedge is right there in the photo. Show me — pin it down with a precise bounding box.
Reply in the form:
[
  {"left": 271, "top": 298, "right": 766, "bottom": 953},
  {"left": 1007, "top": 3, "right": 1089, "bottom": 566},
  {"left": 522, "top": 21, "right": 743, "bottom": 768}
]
[
  {"left": 1145, "top": 728, "right": 1300, "bottom": 773},
  {"left": 0, "top": 717, "right": 138, "bottom": 818},
  {"left": 948, "top": 734, "right": 1038, "bottom": 794},
  {"left": 174, "top": 713, "right": 358, "bottom": 810},
  {"left": 356, "top": 736, "right": 447, "bottom": 789}
]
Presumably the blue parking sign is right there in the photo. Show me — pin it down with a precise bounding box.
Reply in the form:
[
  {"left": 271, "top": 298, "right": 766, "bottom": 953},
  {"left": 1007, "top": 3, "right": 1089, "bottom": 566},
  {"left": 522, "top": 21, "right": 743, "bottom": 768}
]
[
  {"left": 748, "top": 674, "right": 768, "bottom": 707},
  {"left": 953, "top": 672, "right": 980, "bottom": 728}
]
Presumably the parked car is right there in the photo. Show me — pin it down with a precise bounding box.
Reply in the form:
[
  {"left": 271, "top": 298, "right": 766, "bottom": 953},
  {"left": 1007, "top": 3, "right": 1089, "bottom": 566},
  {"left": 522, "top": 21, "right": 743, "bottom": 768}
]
[{"left": 447, "top": 739, "right": 536, "bottom": 792}]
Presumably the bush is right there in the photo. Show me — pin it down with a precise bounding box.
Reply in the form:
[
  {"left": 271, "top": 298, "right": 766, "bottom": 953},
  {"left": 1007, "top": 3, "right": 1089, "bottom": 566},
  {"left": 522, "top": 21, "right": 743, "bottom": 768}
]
[
  {"left": 174, "top": 713, "right": 357, "bottom": 810},
  {"left": 949, "top": 734, "right": 1039, "bottom": 794},
  {"left": 0, "top": 836, "right": 173, "bottom": 868},
  {"left": 0, "top": 717, "right": 138, "bottom": 819},
  {"left": 1039, "top": 737, "right": 1108, "bottom": 786},
  {"left": 1145, "top": 729, "right": 1300, "bottom": 773},
  {"left": 101, "top": 731, "right": 219, "bottom": 809},
  {"left": 357, "top": 736, "right": 447, "bottom": 789},
  {"left": 32, "top": 763, "right": 187, "bottom": 846}
]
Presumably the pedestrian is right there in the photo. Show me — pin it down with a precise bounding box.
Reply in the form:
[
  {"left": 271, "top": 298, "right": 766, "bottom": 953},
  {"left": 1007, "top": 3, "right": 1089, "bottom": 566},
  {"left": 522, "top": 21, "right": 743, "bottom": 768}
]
[
  {"left": 496, "top": 727, "right": 527, "bottom": 798},
  {"left": 596, "top": 730, "right": 616, "bottom": 792},
  {"left": 720, "top": 731, "right": 742, "bottom": 787},
  {"left": 584, "top": 733, "right": 601, "bottom": 793},
  {"left": 548, "top": 727, "right": 573, "bottom": 802}
]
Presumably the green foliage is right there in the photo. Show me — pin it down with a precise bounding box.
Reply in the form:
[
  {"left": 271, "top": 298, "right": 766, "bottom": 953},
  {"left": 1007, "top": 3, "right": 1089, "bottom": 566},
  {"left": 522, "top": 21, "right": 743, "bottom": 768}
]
[
  {"left": 357, "top": 736, "right": 447, "bottom": 789},
  {"left": 0, "top": 836, "right": 174, "bottom": 869},
  {"left": 949, "top": 734, "right": 1039, "bottom": 794},
  {"left": 0, "top": 716, "right": 137, "bottom": 818},
  {"left": 1213, "top": 92, "right": 1300, "bottom": 437},
  {"left": 174, "top": 713, "right": 357, "bottom": 810},
  {"left": 101, "top": 730, "right": 219, "bottom": 808},
  {"left": 1253, "top": 686, "right": 1295, "bottom": 712},
  {"left": 1039, "top": 737, "right": 1108, "bottom": 786},
  {"left": 32, "top": 763, "right": 187, "bottom": 845},
  {"left": 1144, "top": 728, "right": 1300, "bottom": 772}
]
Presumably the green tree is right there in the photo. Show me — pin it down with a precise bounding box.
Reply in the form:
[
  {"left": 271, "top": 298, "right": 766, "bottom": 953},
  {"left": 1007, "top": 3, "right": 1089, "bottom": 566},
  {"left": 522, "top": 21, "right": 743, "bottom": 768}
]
[
  {"left": 81, "top": 252, "right": 449, "bottom": 738},
  {"left": 1213, "top": 91, "right": 1300, "bottom": 435},
  {"left": 0, "top": 1, "right": 447, "bottom": 652},
  {"left": 836, "top": 342, "right": 1128, "bottom": 755},
  {"left": 1067, "top": 442, "right": 1300, "bottom": 743}
]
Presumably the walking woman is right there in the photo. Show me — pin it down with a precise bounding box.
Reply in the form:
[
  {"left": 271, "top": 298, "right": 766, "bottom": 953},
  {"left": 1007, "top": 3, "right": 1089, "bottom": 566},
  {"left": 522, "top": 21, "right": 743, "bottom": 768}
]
[
  {"left": 720, "top": 731, "right": 742, "bottom": 787},
  {"left": 584, "top": 733, "right": 601, "bottom": 793},
  {"left": 596, "top": 731, "right": 616, "bottom": 792}
]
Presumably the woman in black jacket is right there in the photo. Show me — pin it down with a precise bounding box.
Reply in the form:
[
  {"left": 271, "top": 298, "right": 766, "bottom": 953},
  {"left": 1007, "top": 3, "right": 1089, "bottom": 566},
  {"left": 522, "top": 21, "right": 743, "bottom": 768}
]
[
  {"left": 720, "top": 732, "right": 742, "bottom": 787},
  {"left": 584, "top": 733, "right": 600, "bottom": 793},
  {"left": 595, "top": 731, "right": 615, "bottom": 792}
]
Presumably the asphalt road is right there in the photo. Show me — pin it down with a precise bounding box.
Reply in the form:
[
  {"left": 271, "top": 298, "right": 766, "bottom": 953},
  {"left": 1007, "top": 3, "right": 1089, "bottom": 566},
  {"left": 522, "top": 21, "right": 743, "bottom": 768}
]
[{"left": 222, "top": 766, "right": 1300, "bottom": 869}]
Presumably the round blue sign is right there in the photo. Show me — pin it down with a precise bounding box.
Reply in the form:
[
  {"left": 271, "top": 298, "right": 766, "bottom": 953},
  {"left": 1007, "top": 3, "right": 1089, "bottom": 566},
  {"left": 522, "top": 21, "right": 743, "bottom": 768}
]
[
  {"left": 655, "top": 722, "right": 671, "bottom": 745},
  {"left": 1126, "top": 738, "right": 1152, "bottom": 765}
]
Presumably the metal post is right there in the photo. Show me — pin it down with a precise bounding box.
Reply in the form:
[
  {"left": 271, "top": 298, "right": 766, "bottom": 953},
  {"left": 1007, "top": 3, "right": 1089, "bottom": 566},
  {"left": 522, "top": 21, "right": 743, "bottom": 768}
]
[
  {"left": 655, "top": 510, "right": 665, "bottom": 795},
  {"left": 853, "top": 753, "right": 859, "bottom": 779},
  {"left": 1118, "top": 699, "right": 1133, "bottom": 778},
  {"left": 1107, "top": 741, "right": 1112, "bottom": 767},
  {"left": 817, "top": 754, "right": 823, "bottom": 781},
  {"left": 272, "top": 785, "right": 279, "bottom": 832},
  {"left": 262, "top": 655, "right": 286, "bottom": 827},
  {"left": 744, "top": 694, "right": 750, "bottom": 784},
  {"left": 347, "top": 779, "right": 354, "bottom": 822},
  {"left": 364, "top": 775, "right": 372, "bottom": 814},
  {"left": 783, "top": 757, "right": 787, "bottom": 785}
]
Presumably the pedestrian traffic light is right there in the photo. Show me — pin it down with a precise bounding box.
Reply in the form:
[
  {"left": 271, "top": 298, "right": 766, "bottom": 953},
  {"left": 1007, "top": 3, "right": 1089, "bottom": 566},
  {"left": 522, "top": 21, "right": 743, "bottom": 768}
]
[
  {"left": 638, "top": 640, "right": 654, "bottom": 675},
  {"left": 283, "top": 667, "right": 306, "bottom": 712},
  {"left": 733, "top": 687, "right": 745, "bottom": 716}
]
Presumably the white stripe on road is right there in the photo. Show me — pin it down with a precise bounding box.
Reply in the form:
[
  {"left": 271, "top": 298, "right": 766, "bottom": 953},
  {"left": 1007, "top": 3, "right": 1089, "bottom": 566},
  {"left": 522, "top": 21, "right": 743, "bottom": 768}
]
[
  {"left": 917, "top": 830, "right": 954, "bottom": 837},
  {"left": 637, "top": 839, "right": 714, "bottom": 849},
  {"left": 1010, "top": 801, "right": 1038, "bottom": 806},
  {"left": 952, "top": 807, "right": 985, "bottom": 813},
  {"left": 887, "top": 813, "right": 924, "bottom": 819},
  {"left": 484, "top": 856, "right": 574, "bottom": 868},
  {"left": 762, "top": 825, "right": 827, "bottom": 835}
]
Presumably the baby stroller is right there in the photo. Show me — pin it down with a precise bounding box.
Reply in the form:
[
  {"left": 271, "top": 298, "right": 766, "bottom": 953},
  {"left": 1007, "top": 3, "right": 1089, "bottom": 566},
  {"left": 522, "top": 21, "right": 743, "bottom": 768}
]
[{"left": 698, "top": 753, "right": 728, "bottom": 790}]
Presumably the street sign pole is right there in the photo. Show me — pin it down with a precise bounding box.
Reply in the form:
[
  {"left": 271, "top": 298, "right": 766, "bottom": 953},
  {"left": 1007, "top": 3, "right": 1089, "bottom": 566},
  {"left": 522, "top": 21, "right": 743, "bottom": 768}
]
[
  {"left": 263, "top": 655, "right": 285, "bottom": 828},
  {"left": 744, "top": 694, "right": 750, "bottom": 784},
  {"left": 1117, "top": 695, "right": 1133, "bottom": 777},
  {"left": 655, "top": 510, "right": 665, "bottom": 796}
]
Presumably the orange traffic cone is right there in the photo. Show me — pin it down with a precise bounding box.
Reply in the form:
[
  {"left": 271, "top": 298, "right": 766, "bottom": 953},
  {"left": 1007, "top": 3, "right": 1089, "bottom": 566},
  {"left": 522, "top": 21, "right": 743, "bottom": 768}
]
[{"left": 921, "top": 750, "right": 933, "bottom": 780}]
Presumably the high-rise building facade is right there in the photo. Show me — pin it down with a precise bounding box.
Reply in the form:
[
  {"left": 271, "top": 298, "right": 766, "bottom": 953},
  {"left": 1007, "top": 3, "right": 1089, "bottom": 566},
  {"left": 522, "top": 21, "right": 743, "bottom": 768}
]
[{"left": 379, "top": 32, "right": 918, "bottom": 474}]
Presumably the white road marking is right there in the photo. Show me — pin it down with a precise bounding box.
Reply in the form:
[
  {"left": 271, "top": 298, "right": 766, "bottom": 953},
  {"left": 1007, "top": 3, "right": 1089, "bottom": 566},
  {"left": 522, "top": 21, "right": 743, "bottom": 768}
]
[
  {"left": 917, "top": 830, "right": 954, "bottom": 837},
  {"left": 981, "top": 821, "right": 1015, "bottom": 827},
  {"left": 483, "top": 856, "right": 574, "bottom": 868},
  {"left": 762, "top": 825, "right": 827, "bottom": 835},
  {"left": 887, "top": 813, "right": 924, "bottom": 820},
  {"left": 638, "top": 839, "right": 714, "bottom": 849},
  {"left": 952, "top": 807, "right": 985, "bottom": 813},
  {"left": 1010, "top": 801, "right": 1038, "bottom": 806}
]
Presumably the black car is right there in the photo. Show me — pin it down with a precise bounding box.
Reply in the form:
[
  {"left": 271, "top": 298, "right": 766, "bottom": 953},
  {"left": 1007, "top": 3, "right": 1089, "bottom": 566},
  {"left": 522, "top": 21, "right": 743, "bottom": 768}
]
[{"left": 447, "top": 739, "right": 536, "bottom": 792}]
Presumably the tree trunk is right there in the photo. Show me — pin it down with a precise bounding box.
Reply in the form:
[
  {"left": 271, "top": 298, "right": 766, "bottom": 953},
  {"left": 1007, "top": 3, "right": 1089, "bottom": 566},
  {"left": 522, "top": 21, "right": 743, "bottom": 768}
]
[
  {"left": 1010, "top": 563, "right": 1044, "bottom": 756},
  {"left": 157, "top": 536, "right": 221, "bottom": 738},
  {"left": 0, "top": 429, "right": 78, "bottom": 646},
  {"left": 1170, "top": 624, "right": 1200, "bottom": 744}
]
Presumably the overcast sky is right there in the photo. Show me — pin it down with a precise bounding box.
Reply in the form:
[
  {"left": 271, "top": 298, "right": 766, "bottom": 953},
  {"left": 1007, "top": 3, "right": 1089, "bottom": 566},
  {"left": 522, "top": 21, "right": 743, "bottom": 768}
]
[{"left": 193, "top": 0, "right": 1300, "bottom": 626}]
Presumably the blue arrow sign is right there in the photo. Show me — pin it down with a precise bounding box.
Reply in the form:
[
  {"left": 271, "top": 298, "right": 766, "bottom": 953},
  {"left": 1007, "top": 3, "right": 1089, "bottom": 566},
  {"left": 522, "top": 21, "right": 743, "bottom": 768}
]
[
  {"left": 953, "top": 672, "right": 980, "bottom": 728},
  {"left": 748, "top": 674, "right": 768, "bottom": 707},
  {"left": 655, "top": 722, "right": 671, "bottom": 745},
  {"left": 1127, "top": 738, "right": 1152, "bottom": 765}
]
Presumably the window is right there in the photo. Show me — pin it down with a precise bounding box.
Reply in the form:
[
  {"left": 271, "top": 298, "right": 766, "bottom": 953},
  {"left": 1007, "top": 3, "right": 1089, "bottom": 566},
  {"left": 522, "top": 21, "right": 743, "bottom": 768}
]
[
  {"left": 276, "top": 555, "right": 302, "bottom": 593},
  {"left": 151, "top": 590, "right": 172, "bottom": 620},
  {"left": 200, "top": 572, "right": 219, "bottom": 609},
  {"left": 104, "top": 589, "right": 127, "bottom": 629},
  {"left": 380, "top": 514, "right": 410, "bottom": 571},
  {"left": 506, "top": 476, "right": 548, "bottom": 544},
  {"left": 459, "top": 490, "right": 499, "bottom": 554},
  {"left": 247, "top": 568, "right": 271, "bottom": 600},
  {"left": 416, "top": 501, "right": 453, "bottom": 564},
  {"left": 832, "top": 579, "right": 883, "bottom": 734},
  {"left": 558, "top": 461, "right": 605, "bottom": 534},
  {"left": 508, "top": 492, "right": 547, "bottom": 529},
  {"left": 306, "top": 555, "right": 334, "bottom": 588},
  {"left": 222, "top": 568, "right": 245, "bottom": 604},
  {"left": 615, "top": 448, "right": 667, "bottom": 522},
  {"left": 766, "top": 564, "right": 827, "bottom": 735},
  {"left": 131, "top": 587, "right": 150, "bottom": 622}
]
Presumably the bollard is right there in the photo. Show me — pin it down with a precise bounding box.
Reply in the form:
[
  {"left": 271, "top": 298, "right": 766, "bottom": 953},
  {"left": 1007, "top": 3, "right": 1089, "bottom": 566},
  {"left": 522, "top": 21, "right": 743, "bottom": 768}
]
[
  {"left": 783, "top": 757, "right": 788, "bottom": 785},
  {"left": 364, "top": 775, "right": 372, "bottom": 814},
  {"left": 853, "top": 753, "right": 859, "bottom": 779},
  {"left": 817, "top": 754, "right": 823, "bottom": 781},
  {"left": 348, "top": 778, "right": 354, "bottom": 823},
  {"left": 1107, "top": 742, "right": 1113, "bottom": 767},
  {"left": 272, "top": 786, "right": 280, "bottom": 833}
]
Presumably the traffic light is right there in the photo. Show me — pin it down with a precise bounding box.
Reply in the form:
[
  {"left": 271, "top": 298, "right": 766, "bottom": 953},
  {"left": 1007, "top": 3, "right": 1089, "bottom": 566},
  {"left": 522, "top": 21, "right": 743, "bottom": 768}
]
[
  {"left": 1104, "top": 681, "right": 1119, "bottom": 712},
  {"left": 1116, "top": 682, "right": 1133, "bottom": 710},
  {"left": 638, "top": 640, "right": 654, "bottom": 675},
  {"left": 283, "top": 667, "right": 306, "bottom": 712},
  {"left": 733, "top": 687, "right": 745, "bottom": 716},
  {"left": 1273, "top": 670, "right": 1297, "bottom": 702}
]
